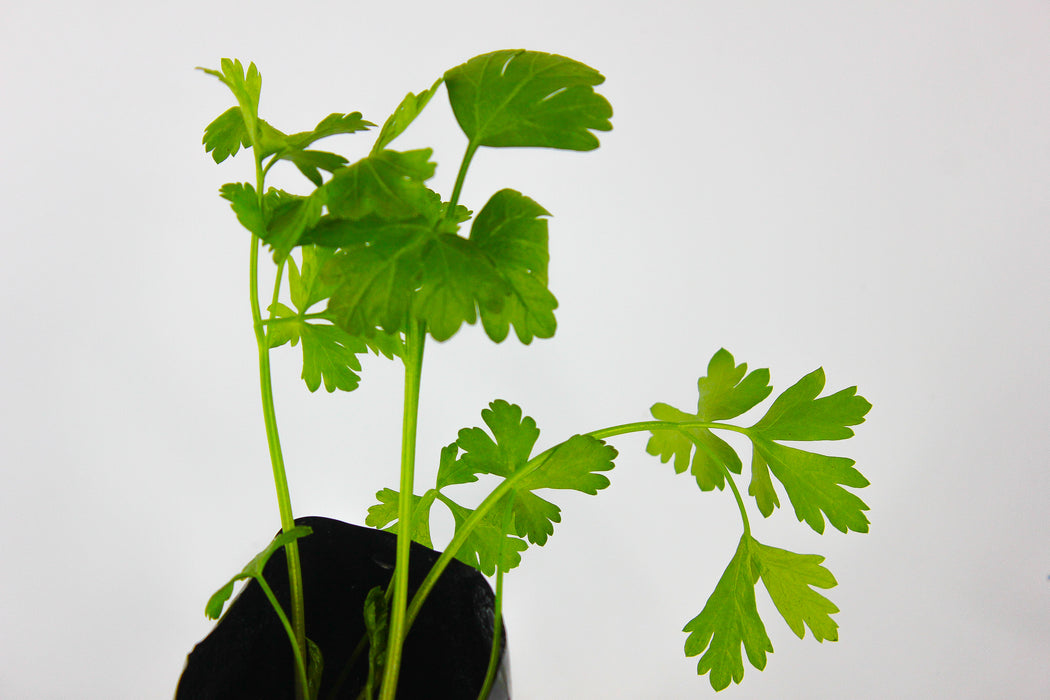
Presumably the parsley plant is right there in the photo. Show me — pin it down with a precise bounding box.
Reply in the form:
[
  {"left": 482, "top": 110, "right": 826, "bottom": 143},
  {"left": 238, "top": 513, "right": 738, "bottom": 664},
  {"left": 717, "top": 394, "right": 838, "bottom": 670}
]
[{"left": 197, "top": 50, "right": 871, "bottom": 699}]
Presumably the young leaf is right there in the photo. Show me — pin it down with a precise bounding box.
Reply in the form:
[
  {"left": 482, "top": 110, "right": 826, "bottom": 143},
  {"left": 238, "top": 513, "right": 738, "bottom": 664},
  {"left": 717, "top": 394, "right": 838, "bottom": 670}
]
[
  {"left": 470, "top": 189, "right": 558, "bottom": 343},
  {"left": 198, "top": 59, "right": 262, "bottom": 143},
  {"left": 439, "top": 494, "right": 528, "bottom": 576},
  {"left": 451, "top": 401, "right": 615, "bottom": 545},
  {"left": 288, "top": 112, "right": 374, "bottom": 150},
  {"left": 646, "top": 350, "right": 768, "bottom": 490},
  {"left": 373, "top": 78, "right": 443, "bottom": 153},
  {"left": 683, "top": 535, "right": 772, "bottom": 691},
  {"left": 444, "top": 49, "right": 612, "bottom": 150},
  {"left": 202, "top": 107, "right": 250, "bottom": 163},
  {"left": 365, "top": 488, "right": 435, "bottom": 549},
  {"left": 363, "top": 586, "right": 389, "bottom": 699},
  {"left": 204, "top": 525, "right": 313, "bottom": 620},
  {"left": 219, "top": 182, "right": 266, "bottom": 237},
  {"left": 750, "top": 540, "right": 839, "bottom": 642}
]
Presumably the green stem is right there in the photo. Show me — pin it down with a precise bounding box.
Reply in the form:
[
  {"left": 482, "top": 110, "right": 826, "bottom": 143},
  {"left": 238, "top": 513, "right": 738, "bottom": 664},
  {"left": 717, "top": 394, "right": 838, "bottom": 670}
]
[
  {"left": 477, "top": 505, "right": 511, "bottom": 700},
  {"left": 257, "top": 574, "right": 311, "bottom": 697},
  {"left": 250, "top": 152, "right": 307, "bottom": 698},
  {"left": 446, "top": 140, "right": 479, "bottom": 214},
  {"left": 377, "top": 320, "right": 427, "bottom": 700}
]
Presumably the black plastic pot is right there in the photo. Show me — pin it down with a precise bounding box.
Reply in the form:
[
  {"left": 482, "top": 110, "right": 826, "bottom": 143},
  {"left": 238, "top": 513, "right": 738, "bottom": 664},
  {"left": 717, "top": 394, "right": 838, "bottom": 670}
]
[{"left": 176, "top": 516, "right": 510, "bottom": 699}]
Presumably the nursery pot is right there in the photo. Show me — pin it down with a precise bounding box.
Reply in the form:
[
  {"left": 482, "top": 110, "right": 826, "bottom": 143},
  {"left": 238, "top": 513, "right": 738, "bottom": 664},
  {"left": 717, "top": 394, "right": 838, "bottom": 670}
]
[{"left": 176, "top": 516, "right": 510, "bottom": 699}]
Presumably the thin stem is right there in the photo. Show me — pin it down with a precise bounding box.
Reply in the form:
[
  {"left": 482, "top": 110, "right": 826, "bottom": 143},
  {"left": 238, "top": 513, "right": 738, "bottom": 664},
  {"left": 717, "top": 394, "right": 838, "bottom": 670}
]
[
  {"left": 446, "top": 140, "right": 479, "bottom": 214},
  {"left": 257, "top": 574, "right": 311, "bottom": 697},
  {"left": 377, "top": 320, "right": 427, "bottom": 700},
  {"left": 250, "top": 152, "right": 307, "bottom": 698},
  {"left": 477, "top": 504, "right": 511, "bottom": 700},
  {"left": 722, "top": 467, "right": 751, "bottom": 536}
]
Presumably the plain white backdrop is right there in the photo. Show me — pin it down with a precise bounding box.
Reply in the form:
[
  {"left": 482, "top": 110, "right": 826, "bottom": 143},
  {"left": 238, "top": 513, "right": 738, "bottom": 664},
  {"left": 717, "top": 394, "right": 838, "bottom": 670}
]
[{"left": 1, "top": 1, "right": 1047, "bottom": 698}]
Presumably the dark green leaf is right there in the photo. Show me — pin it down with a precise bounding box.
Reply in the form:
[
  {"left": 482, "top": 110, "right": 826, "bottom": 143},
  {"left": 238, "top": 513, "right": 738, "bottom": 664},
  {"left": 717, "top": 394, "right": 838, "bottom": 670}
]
[
  {"left": 325, "top": 149, "right": 437, "bottom": 221},
  {"left": 204, "top": 525, "right": 313, "bottom": 620},
  {"left": 444, "top": 50, "right": 612, "bottom": 150},
  {"left": 470, "top": 189, "right": 557, "bottom": 343}
]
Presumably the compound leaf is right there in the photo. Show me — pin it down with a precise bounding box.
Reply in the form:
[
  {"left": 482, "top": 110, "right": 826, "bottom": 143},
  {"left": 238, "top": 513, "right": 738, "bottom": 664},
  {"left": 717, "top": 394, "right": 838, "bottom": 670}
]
[{"left": 445, "top": 49, "right": 612, "bottom": 150}]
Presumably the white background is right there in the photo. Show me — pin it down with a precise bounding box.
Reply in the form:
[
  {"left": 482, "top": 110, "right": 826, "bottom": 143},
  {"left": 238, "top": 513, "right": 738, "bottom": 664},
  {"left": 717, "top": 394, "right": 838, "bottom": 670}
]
[{"left": 2, "top": 1, "right": 1048, "bottom": 698}]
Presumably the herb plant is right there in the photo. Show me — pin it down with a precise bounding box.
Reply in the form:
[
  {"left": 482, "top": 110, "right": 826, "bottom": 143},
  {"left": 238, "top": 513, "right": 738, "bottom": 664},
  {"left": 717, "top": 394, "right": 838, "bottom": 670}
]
[{"left": 196, "top": 49, "right": 872, "bottom": 699}]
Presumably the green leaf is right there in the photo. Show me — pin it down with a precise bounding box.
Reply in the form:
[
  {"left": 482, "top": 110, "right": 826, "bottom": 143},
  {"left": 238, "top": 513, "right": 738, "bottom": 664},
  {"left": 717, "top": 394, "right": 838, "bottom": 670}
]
[
  {"left": 265, "top": 302, "right": 300, "bottom": 349},
  {"left": 306, "top": 637, "right": 324, "bottom": 700},
  {"left": 219, "top": 182, "right": 266, "bottom": 237},
  {"left": 451, "top": 401, "right": 615, "bottom": 545},
  {"left": 289, "top": 246, "right": 339, "bottom": 314},
  {"left": 751, "top": 439, "right": 870, "bottom": 534},
  {"left": 289, "top": 112, "right": 374, "bottom": 150},
  {"left": 697, "top": 349, "right": 773, "bottom": 421},
  {"left": 436, "top": 442, "right": 477, "bottom": 489},
  {"left": 373, "top": 78, "right": 443, "bottom": 152},
  {"left": 647, "top": 403, "right": 741, "bottom": 491},
  {"left": 646, "top": 350, "right": 769, "bottom": 489},
  {"left": 440, "top": 494, "right": 528, "bottom": 576},
  {"left": 365, "top": 488, "right": 435, "bottom": 548},
  {"left": 444, "top": 49, "right": 612, "bottom": 150},
  {"left": 325, "top": 149, "right": 437, "bottom": 221},
  {"left": 299, "top": 323, "right": 366, "bottom": 392},
  {"left": 204, "top": 525, "right": 313, "bottom": 620},
  {"left": 683, "top": 535, "right": 772, "bottom": 691},
  {"left": 470, "top": 189, "right": 558, "bottom": 343},
  {"left": 264, "top": 188, "right": 326, "bottom": 262},
  {"left": 751, "top": 368, "right": 871, "bottom": 441},
  {"left": 412, "top": 232, "right": 507, "bottom": 341},
  {"left": 198, "top": 59, "right": 262, "bottom": 142},
  {"left": 202, "top": 107, "right": 250, "bottom": 163},
  {"left": 518, "top": 434, "right": 617, "bottom": 495},
  {"left": 751, "top": 541, "right": 839, "bottom": 642},
  {"left": 456, "top": 400, "right": 540, "bottom": 479},
  {"left": 363, "top": 586, "right": 388, "bottom": 699},
  {"left": 747, "top": 448, "right": 781, "bottom": 518}
]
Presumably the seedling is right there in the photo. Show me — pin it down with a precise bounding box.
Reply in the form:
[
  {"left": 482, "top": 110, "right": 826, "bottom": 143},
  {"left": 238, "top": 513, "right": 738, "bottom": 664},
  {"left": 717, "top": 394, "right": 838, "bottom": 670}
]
[{"left": 196, "top": 49, "right": 872, "bottom": 700}]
